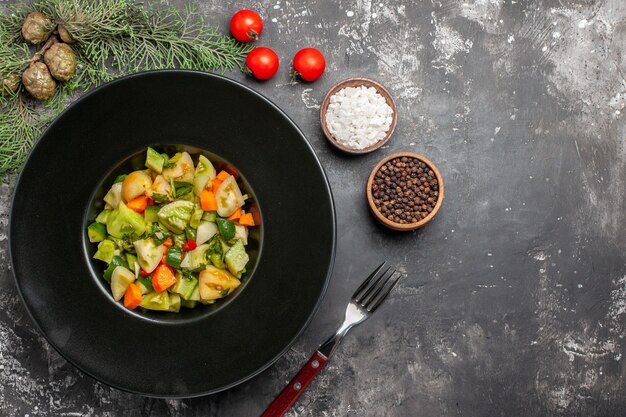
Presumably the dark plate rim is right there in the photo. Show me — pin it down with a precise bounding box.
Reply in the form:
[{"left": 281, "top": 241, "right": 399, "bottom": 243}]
[{"left": 9, "top": 69, "right": 337, "bottom": 398}]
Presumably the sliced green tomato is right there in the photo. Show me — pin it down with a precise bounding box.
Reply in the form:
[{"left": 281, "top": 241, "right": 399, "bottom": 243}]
[
  {"left": 196, "top": 155, "right": 216, "bottom": 178},
  {"left": 157, "top": 200, "right": 194, "bottom": 234},
  {"left": 198, "top": 266, "right": 241, "bottom": 301},
  {"left": 165, "top": 246, "right": 183, "bottom": 268},
  {"left": 193, "top": 174, "right": 210, "bottom": 197},
  {"left": 111, "top": 266, "right": 135, "bottom": 301},
  {"left": 171, "top": 273, "right": 198, "bottom": 300},
  {"left": 150, "top": 175, "right": 172, "bottom": 201},
  {"left": 181, "top": 299, "right": 197, "bottom": 309},
  {"left": 103, "top": 255, "right": 129, "bottom": 283},
  {"left": 196, "top": 221, "right": 218, "bottom": 245},
  {"left": 106, "top": 202, "right": 146, "bottom": 238},
  {"left": 193, "top": 156, "right": 216, "bottom": 196},
  {"left": 162, "top": 151, "right": 194, "bottom": 183},
  {"left": 94, "top": 239, "right": 117, "bottom": 263},
  {"left": 190, "top": 205, "right": 203, "bottom": 228},
  {"left": 103, "top": 182, "right": 122, "bottom": 208},
  {"left": 133, "top": 238, "right": 164, "bottom": 274},
  {"left": 180, "top": 243, "right": 210, "bottom": 270},
  {"left": 216, "top": 218, "right": 235, "bottom": 241},
  {"left": 137, "top": 275, "right": 154, "bottom": 294},
  {"left": 145, "top": 147, "right": 166, "bottom": 173},
  {"left": 215, "top": 176, "right": 245, "bottom": 217},
  {"left": 233, "top": 224, "right": 248, "bottom": 245},
  {"left": 95, "top": 209, "right": 112, "bottom": 224},
  {"left": 224, "top": 240, "right": 249, "bottom": 276},
  {"left": 87, "top": 222, "right": 107, "bottom": 243},
  {"left": 140, "top": 291, "right": 170, "bottom": 311},
  {"left": 168, "top": 293, "right": 181, "bottom": 312},
  {"left": 121, "top": 171, "right": 152, "bottom": 203}
]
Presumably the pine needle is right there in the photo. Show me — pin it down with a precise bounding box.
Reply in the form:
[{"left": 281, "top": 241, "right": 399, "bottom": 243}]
[
  {"left": 0, "top": 96, "right": 44, "bottom": 175},
  {"left": 39, "top": 0, "right": 253, "bottom": 85},
  {"left": 0, "top": 0, "right": 252, "bottom": 177}
]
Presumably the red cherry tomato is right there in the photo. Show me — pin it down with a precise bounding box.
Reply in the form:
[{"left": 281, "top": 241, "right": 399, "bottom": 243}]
[
  {"left": 230, "top": 10, "right": 263, "bottom": 43},
  {"left": 246, "top": 47, "right": 279, "bottom": 80},
  {"left": 293, "top": 48, "right": 326, "bottom": 82}
]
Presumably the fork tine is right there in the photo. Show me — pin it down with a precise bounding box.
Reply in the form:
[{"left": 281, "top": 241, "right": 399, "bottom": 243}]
[
  {"left": 356, "top": 265, "right": 391, "bottom": 303},
  {"left": 352, "top": 262, "right": 387, "bottom": 302},
  {"left": 360, "top": 268, "right": 396, "bottom": 308},
  {"left": 366, "top": 272, "right": 402, "bottom": 312}
]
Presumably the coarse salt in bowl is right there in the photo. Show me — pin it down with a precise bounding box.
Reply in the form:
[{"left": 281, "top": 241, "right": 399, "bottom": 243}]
[{"left": 320, "top": 78, "right": 397, "bottom": 154}]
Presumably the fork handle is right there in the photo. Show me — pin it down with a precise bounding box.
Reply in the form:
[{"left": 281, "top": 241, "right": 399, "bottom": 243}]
[{"left": 261, "top": 351, "right": 329, "bottom": 417}]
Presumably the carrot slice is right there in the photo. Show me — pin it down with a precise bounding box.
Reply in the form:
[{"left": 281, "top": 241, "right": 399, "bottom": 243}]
[
  {"left": 200, "top": 190, "right": 218, "bottom": 211},
  {"left": 224, "top": 164, "right": 240, "bottom": 180},
  {"left": 152, "top": 265, "right": 176, "bottom": 293},
  {"left": 124, "top": 283, "right": 142, "bottom": 309},
  {"left": 126, "top": 195, "right": 149, "bottom": 214},
  {"left": 216, "top": 170, "right": 231, "bottom": 181},
  {"left": 227, "top": 208, "right": 242, "bottom": 221},
  {"left": 211, "top": 179, "right": 223, "bottom": 192},
  {"left": 163, "top": 237, "right": 173, "bottom": 247},
  {"left": 239, "top": 213, "right": 255, "bottom": 226}
]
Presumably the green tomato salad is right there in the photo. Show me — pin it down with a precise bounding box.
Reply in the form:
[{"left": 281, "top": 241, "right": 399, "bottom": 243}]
[{"left": 87, "top": 148, "right": 256, "bottom": 312}]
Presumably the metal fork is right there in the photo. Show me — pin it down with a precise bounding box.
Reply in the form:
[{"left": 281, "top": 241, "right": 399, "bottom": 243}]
[{"left": 261, "top": 262, "right": 402, "bottom": 417}]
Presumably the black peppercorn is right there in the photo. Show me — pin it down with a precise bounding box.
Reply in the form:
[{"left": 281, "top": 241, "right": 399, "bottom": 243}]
[{"left": 371, "top": 156, "right": 440, "bottom": 225}]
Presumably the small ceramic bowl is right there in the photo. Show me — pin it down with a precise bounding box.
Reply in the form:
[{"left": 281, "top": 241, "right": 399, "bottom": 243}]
[
  {"left": 366, "top": 152, "right": 444, "bottom": 231},
  {"left": 320, "top": 77, "right": 398, "bottom": 154}
]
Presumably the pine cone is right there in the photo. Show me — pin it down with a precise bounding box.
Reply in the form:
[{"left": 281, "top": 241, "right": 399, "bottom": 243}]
[
  {"left": 44, "top": 43, "right": 77, "bottom": 81},
  {"left": 1, "top": 74, "right": 21, "bottom": 97},
  {"left": 21, "top": 12, "right": 53, "bottom": 44},
  {"left": 22, "top": 62, "right": 56, "bottom": 101},
  {"left": 57, "top": 24, "right": 76, "bottom": 44}
]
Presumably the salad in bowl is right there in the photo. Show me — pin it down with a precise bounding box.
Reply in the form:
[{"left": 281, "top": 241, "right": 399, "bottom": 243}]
[{"left": 86, "top": 148, "right": 257, "bottom": 313}]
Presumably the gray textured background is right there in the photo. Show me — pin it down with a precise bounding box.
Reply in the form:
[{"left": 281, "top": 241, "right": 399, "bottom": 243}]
[{"left": 2, "top": 0, "right": 626, "bottom": 415}]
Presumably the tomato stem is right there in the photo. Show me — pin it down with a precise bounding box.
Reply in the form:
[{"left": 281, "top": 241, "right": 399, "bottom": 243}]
[
  {"left": 247, "top": 29, "right": 259, "bottom": 41},
  {"left": 290, "top": 69, "right": 301, "bottom": 81}
]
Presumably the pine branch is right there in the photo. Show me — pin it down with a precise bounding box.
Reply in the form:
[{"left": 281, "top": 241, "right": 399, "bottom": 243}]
[
  {"left": 38, "top": 0, "right": 253, "bottom": 85},
  {"left": 0, "top": 4, "right": 28, "bottom": 44},
  {"left": 0, "top": 0, "right": 252, "bottom": 177},
  {"left": 0, "top": 34, "right": 30, "bottom": 80},
  {"left": 0, "top": 95, "right": 44, "bottom": 175}
]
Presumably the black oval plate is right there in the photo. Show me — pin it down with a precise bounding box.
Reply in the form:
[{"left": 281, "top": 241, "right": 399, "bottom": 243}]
[{"left": 10, "top": 70, "right": 336, "bottom": 397}]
